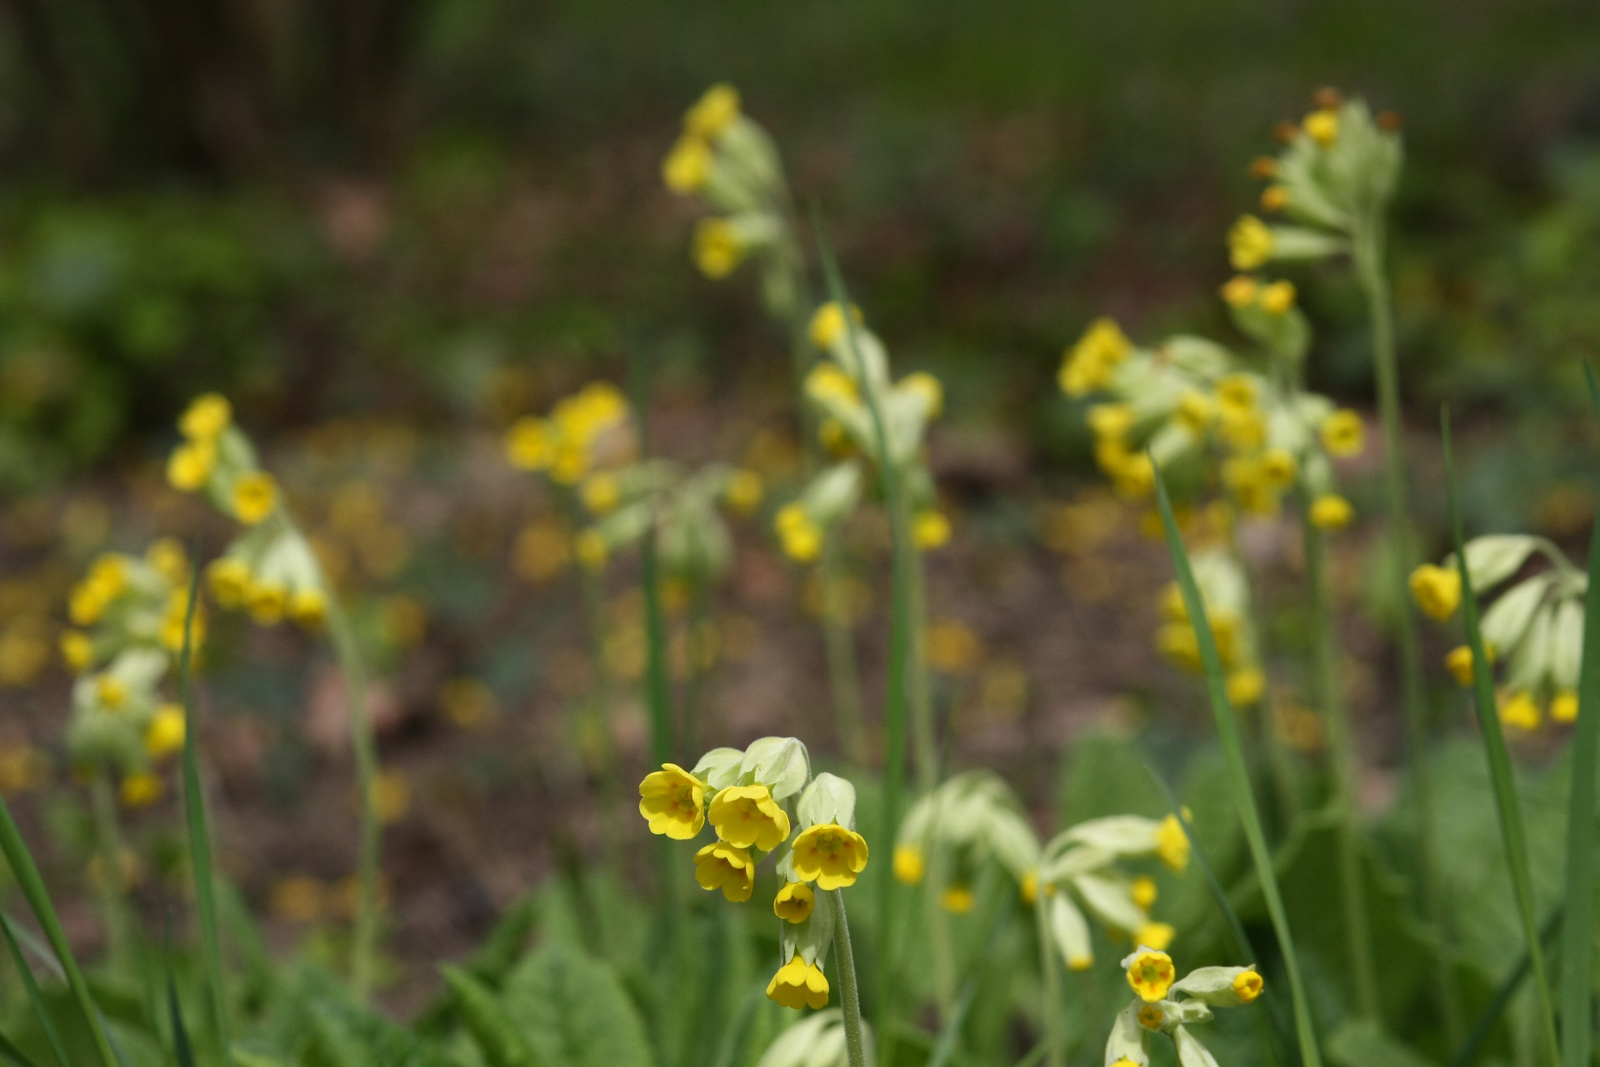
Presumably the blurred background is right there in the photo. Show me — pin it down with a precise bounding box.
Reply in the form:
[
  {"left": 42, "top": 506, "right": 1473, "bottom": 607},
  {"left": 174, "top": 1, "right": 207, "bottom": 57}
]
[{"left": 2, "top": 0, "right": 1600, "bottom": 1009}]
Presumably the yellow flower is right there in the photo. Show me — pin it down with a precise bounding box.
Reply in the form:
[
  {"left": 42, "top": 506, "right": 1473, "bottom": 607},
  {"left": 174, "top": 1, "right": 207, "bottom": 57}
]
[
  {"left": 146, "top": 538, "right": 189, "bottom": 585},
  {"left": 1221, "top": 275, "right": 1259, "bottom": 309},
  {"left": 247, "top": 580, "right": 288, "bottom": 626},
  {"left": 1137, "top": 921, "right": 1175, "bottom": 951},
  {"left": 1216, "top": 374, "right": 1257, "bottom": 414},
  {"left": 1249, "top": 156, "right": 1280, "bottom": 179},
  {"left": 1020, "top": 870, "right": 1039, "bottom": 904},
  {"left": 167, "top": 440, "right": 215, "bottom": 492},
  {"left": 1228, "top": 215, "right": 1275, "bottom": 271},
  {"left": 806, "top": 362, "right": 860, "bottom": 405},
  {"left": 144, "top": 705, "right": 186, "bottom": 759},
  {"left": 694, "top": 840, "right": 756, "bottom": 902},
  {"left": 638, "top": 763, "right": 706, "bottom": 839},
  {"left": 709, "top": 784, "right": 792, "bottom": 850},
  {"left": 1259, "top": 280, "right": 1296, "bottom": 315},
  {"left": 1131, "top": 876, "right": 1158, "bottom": 910},
  {"left": 1445, "top": 643, "right": 1495, "bottom": 687},
  {"left": 1059, "top": 318, "right": 1131, "bottom": 397},
  {"left": 1259, "top": 185, "right": 1290, "bottom": 213},
  {"left": 232, "top": 472, "right": 278, "bottom": 525},
  {"left": 1303, "top": 108, "right": 1340, "bottom": 147},
  {"left": 179, "top": 393, "right": 232, "bottom": 440},
  {"left": 1126, "top": 947, "right": 1177, "bottom": 1002},
  {"left": 779, "top": 521, "right": 822, "bottom": 564},
  {"left": 119, "top": 772, "right": 163, "bottom": 808},
  {"left": 1110, "top": 453, "right": 1155, "bottom": 501},
  {"left": 1553, "top": 690, "right": 1580, "bottom": 724},
  {"left": 791, "top": 822, "right": 870, "bottom": 890},
  {"left": 662, "top": 135, "right": 712, "bottom": 194},
  {"left": 1156, "top": 814, "right": 1190, "bottom": 873},
  {"left": 1260, "top": 448, "right": 1298, "bottom": 490},
  {"left": 809, "top": 302, "right": 861, "bottom": 349},
  {"left": 893, "top": 844, "right": 925, "bottom": 885},
  {"left": 581, "top": 473, "right": 621, "bottom": 514},
  {"left": 766, "top": 955, "right": 829, "bottom": 1011},
  {"left": 926, "top": 620, "right": 981, "bottom": 674},
  {"left": 900, "top": 371, "right": 944, "bottom": 419},
  {"left": 1232, "top": 969, "right": 1264, "bottom": 1003},
  {"left": 67, "top": 583, "right": 106, "bottom": 627},
  {"left": 1138, "top": 1003, "right": 1165, "bottom": 1031},
  {"left": 289, "top": 588, "right": 327, "bottom": 630},
  {"left": 940, "top": 885, "right": 975, "bottom": 914},
  {"left": 913, "top": 511, "right": 951, "bottom": 550},
  {"left": 773, "top": 882, "right": 815, "bottom": 924},
  {"left": 1409, "top": 564, "right": 1461, "bottom": 622},
  {"left": 1310, "top": 494, "right": 1353, "bottom": 531},
  {"left": 684, "top": 83, "right": 741, "bottom": 140},
  {"left": 505, "top": 417, "right": 553, "bottom": 471},
  {"left": 95, "top": 675, "right": 127, "bottom": 711},
  {"left": 725, "top": 470, "right": 764, "bottom": 514},
  {"left": 575, "top": 530, "right": 608, "bottom": 571},
  {"left": 693, "top": 217, "right": 744, "bottom": 279},
  {"left": 1499, "top": 691, "right": 1541, "bottom": 732},
  {"left": 207, "top": 558, "right": 252, "bottom": 610},
  {"left": 1174, "top": 391, "right": 1213, "bottom": 435},
  {"left": 1320, "top": 409, "right": 1365, "bottom": 457},
  {"left": 1226, "top": 667, "right": 1265, "bottom": 706},
  {"left": 60, "top": 630, "right": 93, "bottom": 674}
]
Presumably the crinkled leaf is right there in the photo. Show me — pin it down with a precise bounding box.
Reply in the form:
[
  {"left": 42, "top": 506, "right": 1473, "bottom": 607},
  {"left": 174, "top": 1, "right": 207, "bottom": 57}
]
[{"left": 500, "top": 944, "right": 652, "bottom": 1067}]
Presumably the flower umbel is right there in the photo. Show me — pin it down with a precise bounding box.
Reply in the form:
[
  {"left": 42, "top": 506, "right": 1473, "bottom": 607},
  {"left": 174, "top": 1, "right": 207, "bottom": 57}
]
[{"left": 709, "top": 783, "right": 792, "bottom": 851}]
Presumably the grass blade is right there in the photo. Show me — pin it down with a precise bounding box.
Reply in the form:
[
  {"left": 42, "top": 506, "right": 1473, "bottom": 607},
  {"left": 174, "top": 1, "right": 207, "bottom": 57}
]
[
  {"left": 1450, "top": 906, "right": 1561, "bottom": 1067},
  {"left": 1440, "top": 409, "right": 1560, "bottom": 1066},
  {"left": 166, "top": 958, "right": 198, "bottom": 1067},
  {"left": 176, "top": 545, "right": 231, "bottom": 1061},
  {"left": 0, "top": 798, "right": 117, "bottom": 1067},
  {"left": 1151, "top": 464, "right": 1321, "bottom": 1067},
  {"left": 0, "top": 912, "right": 67, "bottom": 1067},
  {"left": 1561, "top": 364, "right": 1600, "bottom": 1067},
  {"left": 0, "top": 1028, "right": 39, "bottom": 1067},
  {"left": 812, "top": 214, "right": 914, "bottom": 1052}
]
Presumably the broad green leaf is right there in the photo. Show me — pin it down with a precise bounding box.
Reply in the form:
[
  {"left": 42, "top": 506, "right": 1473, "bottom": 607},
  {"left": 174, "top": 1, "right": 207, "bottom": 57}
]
[
  {"left": 501, "top": 944, "right": 653, "bottom": 1067},
  {"left": 1327, "top": 1019, "right": 1434, "bottom": 1067},
  {"left": 441, "top": 965, "right": 535, "bottom": 1067}
]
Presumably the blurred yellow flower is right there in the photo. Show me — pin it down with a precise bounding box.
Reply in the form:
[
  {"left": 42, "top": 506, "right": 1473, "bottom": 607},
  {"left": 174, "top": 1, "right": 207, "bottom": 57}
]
[
  {"left": 940, "top": 885, "right": 975, "bottom": 914},
  {"left": 913, "top": 510, "right": 951, "bottom": 550},
  {"left": 1137, "top": 922, "right": 1176, "bottom": 951},
  {"left": 1221, "top": 275, "right": 1259, "bottom": 308},
  {"left": 513, "top": 520, "right": 571, "bottom": 583},
  {"left": 1303, "top": 108, "right": 1340, "bottom": 146},
  {"left": 505, "top": 417, "right": 554, "bottom": 471},
  {"left": 232, "top": 472, "right": 279, "bottom": 525},
  {"left": 1409, "top": 564, "right": 1461, "bottom": 622},
  {"left": 894, "top": 844, "right": 925, "bottom": 885},
  {"left": 684, "top": 83, "right": 741, "bottom": 139},
  {"left": 1156, "top": 814, "right": 1190, "bottom": 873},
  {"left": 1320, "top": 409, "right": 1365, "bottom": 457},
  {"left": 1131, "top": 876, "right": 1158, "bottom": 910},
  {"left": 1553, "top": 690, "right": 1580, "bottom": 724},
  {"left": 1310, "top": 494, "right": 1353, "bottom": 531},
  {"left": 926, "top": 620, "right": 982, "bottom": 674},
  {"left": 574, "top": 529, "right": 608, "bottom": 571},
  {"left": 207, "top": 558, "right": 252, "bottom": 610},
  {"left": 724, "top": 469, "right": 764, "bottom": 515},
  {"left": 1259, "top": 280, "right": 1296, "bottom": 314},
  {"left": 662, "top": 135, "right": 712, "bottom": 194},
  {"left": 693, "top": 218, "right": 744, "bottom": 278},
  {"left": 120, "top": 772, "right": 163, "bottom": 808},
  {"left": 179, "top": 393, "right": 232, "bottom": 440},
  {"left": 581, "top": 472, "right": 621, "bottom": 514},
  {"left": 1228, "top": 215, "right": 1274, "bottom": 271},
  {"left": 60, "top": 629, "right": 93, "bottom": 673},
  {"left": 144, "top": 705, "right": 186, "bottom": 759},
  {"left": 1259, "top": 185, "right": 1290, "bottom": 213},
  {"left": 1499, "top": 691, "right": 1540, "bottom": 732}
]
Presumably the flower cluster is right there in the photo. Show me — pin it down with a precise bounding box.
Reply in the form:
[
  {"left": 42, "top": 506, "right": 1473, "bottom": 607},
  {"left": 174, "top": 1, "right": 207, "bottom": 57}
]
[
  {"left": 892, "top": 771, "right": 1040, "bottom": 914},
  {"left": 1156, "top": 548, "right": 1267, "bottom": 707},
  {"left": 661, "top": 85, "right": 802, "bottom": 318},
  {"left": 776, "top": 302, "right": 948, "bottom": 562},
  {"left": 59, "top": 541, "right": 194, "bottom": 806},
  {"left": 1034, "top": 813, "right": 1191, "bottom": 972},
  {"left": 504, "top": 381, "right": 633, "bottom": 487},
  {"left": 1106, "top": 948, "right": 1263, "bottom": 1067},
  {"left": 639, "top": 736, "right": 869, "bottom": 1010},
  {"left": 167, "top": 394, "right": 330, "bottom": 631},
  {"left": 1229, "top": 89, "right": 1400, "bottom": 276},
  {"left": 570, "top": 459, "right": 762, "bottom": 578},
  {"left": 1411, "top": 535, "right": 1586, "bottom": 731}
]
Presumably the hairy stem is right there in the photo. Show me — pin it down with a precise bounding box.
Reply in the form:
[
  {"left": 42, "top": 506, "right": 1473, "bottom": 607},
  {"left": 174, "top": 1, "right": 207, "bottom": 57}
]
[
  {"left": 830, "top": 890, "right": 868, "bottom": 1067},
  {"left": 1035, "top": 896, "right": 1062, "bottom": 1067}
]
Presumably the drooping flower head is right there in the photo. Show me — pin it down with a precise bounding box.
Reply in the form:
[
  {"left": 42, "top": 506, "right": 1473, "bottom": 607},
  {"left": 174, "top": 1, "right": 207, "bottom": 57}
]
[
  {"left": 694, "top": 841, "right": 756, "bottom": 902},
  {"left": 638, "top": 763, "right": 706, "bottom": 840},
  {"left": 766, "top": 954, "right": 828, "bottom": 1010},
  {"left": 773, "top": 882, "right": 815, "bottom": 924},
  {"left": 1156, "top": 814, "right": 1190, "bottom": 873}
]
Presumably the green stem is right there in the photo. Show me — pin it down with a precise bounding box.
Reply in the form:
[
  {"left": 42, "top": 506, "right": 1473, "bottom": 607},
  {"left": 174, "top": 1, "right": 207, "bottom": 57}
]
[
  {"left": 324, "top": 597, "right": 381, "bottom": 1001},
  {"left": 830, "top": 889, "right": 868, "bottom": 1067},
  {"left": 1303, "top": 513, "right": 1379, "bottom": 1021},
  {"left": 1353, "top": 222, "right": 1463, "bottom": 1044},
  {"left": 906, "top": 536, "right": 935, "bottom": 795},
  {"left": 1035, "top": 895, "right": 1062, "bottom": 1067},
  {"left": 88, "top": 775, "right": 131, "bottom": 971},
  {"left": 820, "top": 536, "right": 868, "bottom": 766},
  {"left": 577, "top": 557, "right": 623, "bottom": 865}
]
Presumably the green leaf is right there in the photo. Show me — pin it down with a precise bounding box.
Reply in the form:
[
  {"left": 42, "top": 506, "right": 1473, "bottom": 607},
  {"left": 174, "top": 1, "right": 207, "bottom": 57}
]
[
  {"left": 501, "top": 943, "right": 653, "bottom": 1067},
  {"left": 1326, "top": 1019, "right": 1434, "bottom": 1067},
  {"left": 1441, "top": 410, "right": 1560, "bottom": 1067},
  {"left": 1151, "top": 464, "right": 1321, "bottom": 1067},
  {"left": 0, "top": 1028, "right": 39, "bottom": 1067},
  {"left": 0, "top": 912, "right": 67, "bottom": 1067},
  {"left": 167, "top": 966, "right": 197, "bottom": 1067},
  {"left": 441, "top": 965, "right": 536, "bottom": 1067},
  {"left": 306, "top": 999, "right": 454, "bottom": 1067}
]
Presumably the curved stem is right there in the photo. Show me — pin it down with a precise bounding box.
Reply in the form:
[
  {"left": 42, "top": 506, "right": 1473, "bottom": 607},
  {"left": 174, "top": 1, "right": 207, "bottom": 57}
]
[
  {"left": 324, "top": 597, "right": 380, "bottom": 1001},
  {"left": 1353, "top": 221, "right": 1463, "bottom": 1044},
  {"left": 1035, "top": 895, "right": 1062, "bottom": 1067},
  {"left": 88, "top": 775, "right": 131, "bottom": 971},
  {"left": 829, "top": 890, "right": 867, "bottom": 1067},
  {"left": 1304, "top": 514, "right": 1379, "bottom": 1020}
]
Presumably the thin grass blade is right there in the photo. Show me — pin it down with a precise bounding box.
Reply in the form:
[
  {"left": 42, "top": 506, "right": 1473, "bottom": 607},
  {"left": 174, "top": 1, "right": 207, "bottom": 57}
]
[
  {"left": 1440, "top": 411, "right": 1561, "bottom": 1066},
  {"left": 813, "top": 214, "right": 913, "bottom": 1052},
  {"left": 0, "top": 796, "right": 117, "bottom": 1067},
  {"left": 1562, "top": 365, "right": 1600, "bottom": 1067},
  {"left": 1450, "top": 906, "right": 1561, "bottom": 1067},
  {"left": 166, "top": 961, "right": 198, "bottom": 1067},
  {"left": 0, "top": 1028, "right": 39, "bottom": 1067},
  {"left": 0, "top": 911, "right": 67, "bottom": 1067},
  {"left": 176, "top": 545, "right": 231, "bottom": 1061},
  {"left": 1152, "top": 464, "right": 1321, "bottom": 1067}
]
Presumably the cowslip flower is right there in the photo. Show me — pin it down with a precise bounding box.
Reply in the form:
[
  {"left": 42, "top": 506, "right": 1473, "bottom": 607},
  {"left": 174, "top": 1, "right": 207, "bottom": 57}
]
[
  {"left": 179, "top": 393, "right": 232, "bottom": 440},
  {"left": 1409, "top": 564, "right": 1462, "bottom": 622},
  {"left": 1227, "top": 216, "right": 1274, "bottom": 271},
  {"left": 1155, "top": 815, "right": 1190, "bottom": 873},
  {"left": 695, "top": 841, "right": 756, "bottom": 902},
  {"left": 792, "top": 823, "right": 870, "bottom": 890},
  {"left": 638, "top": 763, "right": 706, "bottom": 839},
  {"left": 1125, "top": 946, "right": 1177, "bottom": 1002},
  {"left": 1320, "top": 409, "right": 1365, "bottom": 457},
  {"left": 766, "top": 955, "right": 828, "bottom": 1010},
  {"left": 709, "top": 784, "right": 792, "bottom": 850},
  {"left": 233, "top": 472, "right": 279, "bottom": 525},
  {"left": 144, "top": 705, "right": 186, "bottom": 759},
  {"left": 1310, "top": 494, "right": 1353, "bottom": 531},
  {"left": 773, "top": 882, "right": 815, "bottom": 924},
  {"left": 893, "top": 844, "right": 925, "bottom": 885}
]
